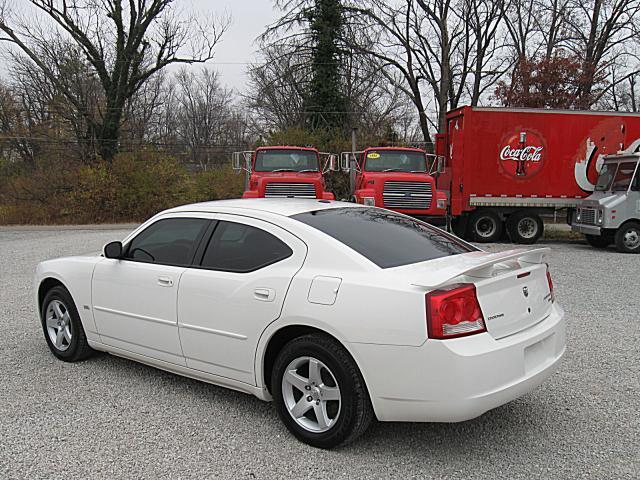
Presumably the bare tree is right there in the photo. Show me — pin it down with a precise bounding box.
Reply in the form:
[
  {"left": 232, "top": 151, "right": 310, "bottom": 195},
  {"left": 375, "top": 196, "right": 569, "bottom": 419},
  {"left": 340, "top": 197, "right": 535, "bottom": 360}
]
[
  {"left": 0, "top": 0, "right": 229, "bottom": 162},
  {"left": 174, "top": 68, "right": 234, "bottom": 170}
]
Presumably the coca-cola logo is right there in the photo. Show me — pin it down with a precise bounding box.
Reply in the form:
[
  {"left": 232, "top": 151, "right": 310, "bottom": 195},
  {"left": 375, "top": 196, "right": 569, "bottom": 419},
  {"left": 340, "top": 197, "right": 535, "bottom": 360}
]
[
  {"left": 500, "top": 145, "right": 543, "bottom": 163},
  {"left": 499, "top": 131, "right": 546, "bottom": 178}
]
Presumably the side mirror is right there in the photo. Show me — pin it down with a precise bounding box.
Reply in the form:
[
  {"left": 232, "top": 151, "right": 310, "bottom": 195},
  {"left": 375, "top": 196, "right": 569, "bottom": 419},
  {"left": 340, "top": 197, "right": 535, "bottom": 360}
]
[
  {"left": 329, "top": 154, "right": 338, "bottom": 172},
  {"left": 103, "top": 241, "right": 123, "bottom": 259},
  {"left": 437, "top": 156, "right": 445, "bottom": 174},
  {"left": 340, "top": 153, "right": 351, "bottom": 172},
  {"left": 232, "top": 152, "right": 242, "bottom": 172}
]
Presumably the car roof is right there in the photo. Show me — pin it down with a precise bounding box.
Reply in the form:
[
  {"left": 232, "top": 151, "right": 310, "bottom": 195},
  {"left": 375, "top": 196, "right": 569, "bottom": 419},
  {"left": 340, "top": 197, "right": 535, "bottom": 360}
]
[{"left": 164, "top": 198, "right": 359, "bottom": 218}]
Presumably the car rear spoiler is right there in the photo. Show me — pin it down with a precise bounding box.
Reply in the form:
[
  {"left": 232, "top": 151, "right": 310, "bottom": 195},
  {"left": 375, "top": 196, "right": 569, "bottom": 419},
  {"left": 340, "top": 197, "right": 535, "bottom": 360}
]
[{"left": 410, "top": 248, "right": 550, "bottom": 289}]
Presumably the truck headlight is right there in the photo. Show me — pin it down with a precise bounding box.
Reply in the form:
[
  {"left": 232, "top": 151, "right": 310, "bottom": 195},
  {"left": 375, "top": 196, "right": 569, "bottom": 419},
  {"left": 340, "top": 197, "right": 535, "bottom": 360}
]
[
  {"left": 436, "top": 198, "right": 446, "bottom": 209},
  {"left": 597, "top": 208, "right": 604, "bottom": 224},
  {"left": 363, "top": 197, "right": 375, "bottom": 206},
  {"left": 576, "top": 208, "right": 581, "bottom": 222}
]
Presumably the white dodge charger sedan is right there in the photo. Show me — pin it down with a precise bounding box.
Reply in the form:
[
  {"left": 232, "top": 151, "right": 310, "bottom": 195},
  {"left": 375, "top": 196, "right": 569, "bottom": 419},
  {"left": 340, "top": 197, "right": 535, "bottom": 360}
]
[{"left": 36, "top": 199, "right": 565, "bottom": 448}]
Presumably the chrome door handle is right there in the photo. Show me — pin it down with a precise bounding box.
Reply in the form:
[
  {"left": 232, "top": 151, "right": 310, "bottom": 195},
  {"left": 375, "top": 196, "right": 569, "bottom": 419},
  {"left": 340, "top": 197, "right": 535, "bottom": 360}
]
[
  {"left": 157, "top": 275, "right": 174, "bottom": 287},
  {"left": 254, "top": 288, "right": 275, "bottom": 302}
]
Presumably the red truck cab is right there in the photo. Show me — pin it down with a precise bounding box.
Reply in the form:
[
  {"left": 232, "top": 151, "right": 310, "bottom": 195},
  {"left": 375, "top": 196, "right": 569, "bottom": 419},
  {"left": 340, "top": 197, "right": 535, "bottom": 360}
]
[
  {"left": 234, "top": 146, "right": 335, "bottom": 200},
  {"left": 341, "top": 147, "right": 447, "bottom": 220}
]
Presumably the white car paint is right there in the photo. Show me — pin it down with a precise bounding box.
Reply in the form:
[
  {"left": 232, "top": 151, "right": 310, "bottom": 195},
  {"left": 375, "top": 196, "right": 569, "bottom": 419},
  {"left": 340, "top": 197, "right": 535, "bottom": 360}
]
[{"left": 35, "top": 198, "right": 565, "bottom": 423}]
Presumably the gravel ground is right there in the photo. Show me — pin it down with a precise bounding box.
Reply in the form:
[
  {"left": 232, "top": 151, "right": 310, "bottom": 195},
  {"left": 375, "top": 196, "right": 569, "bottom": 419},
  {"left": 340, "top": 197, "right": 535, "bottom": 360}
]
[{"left": 1, "top": 227, "right": 638, "bottom": 479}]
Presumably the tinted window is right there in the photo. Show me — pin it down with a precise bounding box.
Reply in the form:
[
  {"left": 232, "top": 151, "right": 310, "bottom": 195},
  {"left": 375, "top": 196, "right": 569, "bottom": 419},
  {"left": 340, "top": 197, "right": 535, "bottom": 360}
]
[
  {"left": 292, "top": 207, "right": 474, "bottom": 268},
  {"left": 201, "top": 221, "right": 293, "bottom": 272},
  {"left": 125, "top": 218, "right": 209, "bottom": 266},
  {"left": 254, "top": 149, "right": 319, "bottom": 172}
]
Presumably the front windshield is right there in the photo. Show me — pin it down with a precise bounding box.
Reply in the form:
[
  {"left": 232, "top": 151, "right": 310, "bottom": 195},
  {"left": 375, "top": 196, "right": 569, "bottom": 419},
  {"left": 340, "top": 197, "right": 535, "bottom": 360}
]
[
  {"left": 254, "top": 149, "right": 319, "bottom": 172},
  {"left": 364, "top": 150, "right": 427, "bottom": 172},
  {"left": 611, "top": 161, "right": 638, "bottom": 191},
  {"left": 595, "top": 163, "right": 617, "bottom": 191}
]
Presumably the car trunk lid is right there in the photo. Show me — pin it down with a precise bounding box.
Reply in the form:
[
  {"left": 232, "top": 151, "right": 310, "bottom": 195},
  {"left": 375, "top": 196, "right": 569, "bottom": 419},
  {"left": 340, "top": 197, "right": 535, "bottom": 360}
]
[{"left": 393, "top": 248, "right": 554, "bottom": 339}]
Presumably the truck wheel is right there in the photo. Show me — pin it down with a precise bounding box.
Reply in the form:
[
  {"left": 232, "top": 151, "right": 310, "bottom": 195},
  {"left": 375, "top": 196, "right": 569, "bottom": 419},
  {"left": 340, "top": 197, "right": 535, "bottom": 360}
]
[
  {"left": 468, "top": 210, "right": 503, "bottom": 243},
  {"left": 506, "top": 211, "right": 544, "bottom": 244},
  {"left": 585, "top": 234, "right": 612, "bottom": 248},
  {"left": 614, "top": 222, "right": 640, "bottom": 253}
]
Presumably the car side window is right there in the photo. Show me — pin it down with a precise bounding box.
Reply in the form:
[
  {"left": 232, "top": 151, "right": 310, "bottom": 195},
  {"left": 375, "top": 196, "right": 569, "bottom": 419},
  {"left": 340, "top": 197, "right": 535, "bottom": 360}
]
[
  {"left": 200, "top": 221, "right": 293, "bottom": 273},
  {"left": 125, "top": 218, "right": 209, "bottom": 266}
]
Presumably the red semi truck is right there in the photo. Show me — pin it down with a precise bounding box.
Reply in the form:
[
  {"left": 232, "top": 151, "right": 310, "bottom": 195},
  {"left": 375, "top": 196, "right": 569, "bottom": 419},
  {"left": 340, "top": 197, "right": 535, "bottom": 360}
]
[
  {"left": 233, "top": 146, "right": 336, "bottom": 200},
  {"left": 435, "top": 106, "right": 640, "bottom": 243},
  {"left": 340, "top": 147, "right": 447, "bottom": 220}
]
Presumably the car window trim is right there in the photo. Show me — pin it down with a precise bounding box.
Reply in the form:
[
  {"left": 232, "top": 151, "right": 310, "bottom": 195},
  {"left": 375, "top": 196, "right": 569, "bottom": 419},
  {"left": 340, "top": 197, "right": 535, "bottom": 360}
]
[
  {"left": 121, "top": 217, "right": 212, "bottom": 268},
  {"left": 195, "top": 219, "right": 294, "bottom": 274}
]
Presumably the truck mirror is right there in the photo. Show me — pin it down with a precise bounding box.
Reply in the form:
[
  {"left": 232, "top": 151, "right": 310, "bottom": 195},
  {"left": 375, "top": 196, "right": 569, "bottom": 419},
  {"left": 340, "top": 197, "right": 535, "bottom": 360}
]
[
  {"left": 340, "top": 153, "right": 351, "bottom": 172},
  {"left": 232, "top": 152, "right": 242, "bottom": 172},
  {"left": 329, "top": 154, "right": 338, "bottom": 172},
  {"left": 438, "top": 156, "right": 446, "bottom": 174}
]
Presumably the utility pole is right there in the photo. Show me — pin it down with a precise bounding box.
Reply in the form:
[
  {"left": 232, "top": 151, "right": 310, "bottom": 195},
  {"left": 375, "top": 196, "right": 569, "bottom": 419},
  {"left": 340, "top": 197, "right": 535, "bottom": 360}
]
[{"left": 350, "top": 127, "right": 357, "bottom": 197}]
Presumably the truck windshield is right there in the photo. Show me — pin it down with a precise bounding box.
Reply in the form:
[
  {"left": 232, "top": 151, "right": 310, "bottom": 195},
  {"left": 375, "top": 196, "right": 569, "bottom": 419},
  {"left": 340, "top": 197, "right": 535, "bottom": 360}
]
[
  {"left": 611, "top": 161, "right": 638, "bottom": 191},
  {"left": 364, "top": 150, "right": 427, "bottom": 172},
  {"left": 292, "top": 207, "right": 475, "bottom": 268},
  {"left": 254, "top": 150, "right": 319, "bottom": 172},
  {"left": 595, "top": 163, "right": 617, "bottom": 191}
]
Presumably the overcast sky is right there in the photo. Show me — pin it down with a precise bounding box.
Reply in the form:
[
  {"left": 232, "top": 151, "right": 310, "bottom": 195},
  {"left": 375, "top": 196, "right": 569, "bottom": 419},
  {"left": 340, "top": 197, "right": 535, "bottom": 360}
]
[
  {"left": 194, "top": 0, "right": 280, "bottom": 91},
  {"left": 1, "top": 0, "right": 281, "bottom": 93}
]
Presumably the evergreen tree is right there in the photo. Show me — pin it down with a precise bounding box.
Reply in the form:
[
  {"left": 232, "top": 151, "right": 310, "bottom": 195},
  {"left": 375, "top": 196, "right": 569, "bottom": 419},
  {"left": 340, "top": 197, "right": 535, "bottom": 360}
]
[{"left": 305, "top": 0, "right": 347, "bottom": 132}]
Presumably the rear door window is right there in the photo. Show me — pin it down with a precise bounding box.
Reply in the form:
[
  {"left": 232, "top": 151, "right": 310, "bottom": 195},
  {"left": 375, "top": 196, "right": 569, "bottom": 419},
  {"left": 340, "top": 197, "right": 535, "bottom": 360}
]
[
  {"left": 200, "top": 221, "right": 293, "bottom": 272},
  {"left": 292, "top": 207, "right": 474, "bottom": 268}
]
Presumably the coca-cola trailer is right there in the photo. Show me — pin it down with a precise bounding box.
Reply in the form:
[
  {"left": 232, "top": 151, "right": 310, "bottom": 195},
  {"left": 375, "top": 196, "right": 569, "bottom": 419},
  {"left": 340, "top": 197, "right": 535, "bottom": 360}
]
[{"left": 435, "top": 106, "right": 640, "bottom": 243}]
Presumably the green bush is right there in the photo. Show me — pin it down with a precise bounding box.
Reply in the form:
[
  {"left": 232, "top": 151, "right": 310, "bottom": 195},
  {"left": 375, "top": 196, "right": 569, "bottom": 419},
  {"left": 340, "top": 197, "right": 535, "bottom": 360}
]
[{"left": 0, "top": 151, "right": 244, "bottom": 224}]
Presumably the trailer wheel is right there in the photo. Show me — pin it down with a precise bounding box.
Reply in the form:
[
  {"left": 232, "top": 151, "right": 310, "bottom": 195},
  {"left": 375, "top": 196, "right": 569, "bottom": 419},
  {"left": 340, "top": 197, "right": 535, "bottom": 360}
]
[
  {"left": 468, "top": 210, "right": 503, "bottom": 243},
  {"left": 585, "top": 234, "right": 612, "bottom": 249},
  {"left": 614, "top": 221, "right": 640, "bottom": 253},
  {"left": 506, "top": 211, "right": 544, "bottom": 244}
]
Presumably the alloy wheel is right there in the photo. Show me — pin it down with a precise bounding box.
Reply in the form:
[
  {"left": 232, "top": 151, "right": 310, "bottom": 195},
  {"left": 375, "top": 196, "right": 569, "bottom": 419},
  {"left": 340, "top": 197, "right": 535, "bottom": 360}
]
[
  {"left": 45, "top": 299, "right": 72, "bottom": 352},
  {"left": 281, "top": 356, "right": 341, "bottom": 433}
]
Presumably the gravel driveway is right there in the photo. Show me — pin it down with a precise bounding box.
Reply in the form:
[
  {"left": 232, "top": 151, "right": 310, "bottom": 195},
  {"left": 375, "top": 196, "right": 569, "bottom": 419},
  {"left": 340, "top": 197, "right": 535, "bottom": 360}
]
[{"left": 1, "top": 226, "right": 638, "bottom": 479}]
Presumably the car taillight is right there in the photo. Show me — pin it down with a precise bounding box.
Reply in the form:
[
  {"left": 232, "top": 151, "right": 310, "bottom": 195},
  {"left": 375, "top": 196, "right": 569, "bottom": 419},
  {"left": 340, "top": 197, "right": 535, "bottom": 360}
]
[
  {"left": 426, "top": 284, "right": 486, "bottom": 339},
  {"left": 546, "top": 266, "right": 555, "bottom": 303}
]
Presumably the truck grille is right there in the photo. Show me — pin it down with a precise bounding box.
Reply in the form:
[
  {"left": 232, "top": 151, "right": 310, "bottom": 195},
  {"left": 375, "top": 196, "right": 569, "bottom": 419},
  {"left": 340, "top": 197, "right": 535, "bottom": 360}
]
[
  {"left": 383, "top": 181, "right": 432, "bottom": 210},
  {"left": 580, "top": 208, "right": 596, "bottom": 225},
  {"left": 264, "top": 182, "right": 317, "bottom": 198}
]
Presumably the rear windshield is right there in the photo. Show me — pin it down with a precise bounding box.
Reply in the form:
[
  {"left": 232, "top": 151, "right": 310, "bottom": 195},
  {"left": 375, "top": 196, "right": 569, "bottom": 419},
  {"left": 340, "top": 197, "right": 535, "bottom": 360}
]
[{"left": 292, "top": 207, "right": 475, "bottom": 268}]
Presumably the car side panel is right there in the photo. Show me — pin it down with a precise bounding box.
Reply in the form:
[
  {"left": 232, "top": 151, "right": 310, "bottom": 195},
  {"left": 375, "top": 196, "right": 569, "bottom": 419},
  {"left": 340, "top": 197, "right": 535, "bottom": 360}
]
[{"left": 36, "top": 256, "right": 102, "bottom": 344}]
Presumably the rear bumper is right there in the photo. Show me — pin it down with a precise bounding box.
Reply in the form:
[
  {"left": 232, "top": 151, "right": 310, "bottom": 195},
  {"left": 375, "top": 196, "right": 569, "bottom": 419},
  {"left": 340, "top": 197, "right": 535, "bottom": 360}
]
[
  {"left": 571, "top": 223, "right": 601, "bottom": 235},
  {"left": 349, "top": 304, "right": 565, "bottom": 422}
]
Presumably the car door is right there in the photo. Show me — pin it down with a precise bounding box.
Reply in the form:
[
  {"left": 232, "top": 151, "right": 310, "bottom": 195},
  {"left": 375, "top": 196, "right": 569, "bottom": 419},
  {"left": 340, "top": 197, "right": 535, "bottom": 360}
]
[
  {"left": 177, "top": 214, "right": 307, "bottom": 385},
  {"left": 92, "top": 215, "right": 211, "bottom": 365}
]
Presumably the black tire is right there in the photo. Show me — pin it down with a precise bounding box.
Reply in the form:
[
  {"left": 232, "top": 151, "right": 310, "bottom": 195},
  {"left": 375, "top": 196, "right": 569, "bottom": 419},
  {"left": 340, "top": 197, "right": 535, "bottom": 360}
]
[
  {"left": 451, "top": 216, "right": 468, "bottom": 239},
  {"left": 468, "top": 209, "right": 503, "bottom": 243},
  {"left": 506, "top": 211, "right": 544, "bottom": 244},
  {"left": 271, "top": 333, "right": 373, "bottom": 449},
  {"left": 41, "top": 285, "right": 94, "bottom": 362},
  {"left": 614, "top": 221, "right": 640, "bottom": 253},
  {"left": 585, "top": 234, "right": 612, "bottom": 249}
]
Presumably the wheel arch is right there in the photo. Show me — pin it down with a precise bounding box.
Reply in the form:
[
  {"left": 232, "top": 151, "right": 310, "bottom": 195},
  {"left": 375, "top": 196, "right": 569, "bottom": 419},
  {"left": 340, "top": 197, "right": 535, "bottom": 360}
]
[
  {"left": 257, "top": 323, "right": 371, "bottom": 403},
  {"left": 37, "top": 277, "right": 68, "bottom": 316}
]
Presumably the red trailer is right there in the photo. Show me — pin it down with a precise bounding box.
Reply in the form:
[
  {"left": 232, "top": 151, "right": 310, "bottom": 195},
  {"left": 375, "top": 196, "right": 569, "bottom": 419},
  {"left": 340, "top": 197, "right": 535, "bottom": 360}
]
[
  {"left": 233, "top": 146, "right": 336, "bottom": 200},
  {"left": 435, "top": 106, "right": 640, "bottom": 243}
]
